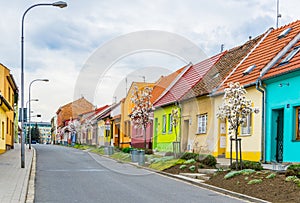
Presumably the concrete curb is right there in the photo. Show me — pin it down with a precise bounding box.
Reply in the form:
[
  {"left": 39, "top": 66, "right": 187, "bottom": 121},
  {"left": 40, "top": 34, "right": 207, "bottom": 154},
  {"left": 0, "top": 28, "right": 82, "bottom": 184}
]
[
  {"left": 89, "top": 151, "right": 270, "bottom": 203},
  {"left": 26, "top": 148, "right": 36, "bottom": 203}
]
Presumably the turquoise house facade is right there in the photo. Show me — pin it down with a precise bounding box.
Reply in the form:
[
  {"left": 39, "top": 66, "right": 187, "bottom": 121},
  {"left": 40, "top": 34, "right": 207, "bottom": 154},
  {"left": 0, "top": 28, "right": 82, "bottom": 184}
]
[{"left": 265, "top": 70, "right": 300, "bottom": 163}]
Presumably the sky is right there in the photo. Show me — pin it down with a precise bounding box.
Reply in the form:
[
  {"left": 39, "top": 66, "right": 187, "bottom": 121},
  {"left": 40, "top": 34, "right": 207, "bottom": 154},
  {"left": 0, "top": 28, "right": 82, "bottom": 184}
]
[{"left": 0, "top": 0, "right": 299, "bottom": 122}]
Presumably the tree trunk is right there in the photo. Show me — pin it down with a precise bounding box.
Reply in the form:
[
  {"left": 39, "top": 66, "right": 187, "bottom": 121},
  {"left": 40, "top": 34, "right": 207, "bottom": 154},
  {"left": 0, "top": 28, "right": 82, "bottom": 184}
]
[
  {"left": 143, "top": 125, "right": 146, "bottom": 149},
  {"left": 235, "top": 127, "right": 239, "bottom": 170}
]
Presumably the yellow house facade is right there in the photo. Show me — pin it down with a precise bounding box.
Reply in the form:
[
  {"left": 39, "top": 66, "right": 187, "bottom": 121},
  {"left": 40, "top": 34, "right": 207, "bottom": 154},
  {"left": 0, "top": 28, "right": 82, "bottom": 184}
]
[
  {"left": 179, "top": 35, "right": 264, "bottom": 160},
  {"left": 180, "top": 96, "right": 217, "bottom": 154},
  {"left": 0, "top": 63, "right": 18, "bottom": 153},
  {"left": 212, "top": 86, "right": 262, "bottom": 161}
]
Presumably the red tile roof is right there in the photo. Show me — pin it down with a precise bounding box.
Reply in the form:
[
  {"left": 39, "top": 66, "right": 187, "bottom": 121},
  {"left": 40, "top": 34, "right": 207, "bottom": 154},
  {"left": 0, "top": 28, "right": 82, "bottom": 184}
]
[
  {"left": 181, "top": 34, "right": 264, "bottom": 100},
  {"left": 216, "top": 20, "right": 300, "bottom": 92},
  {"left": 150, "top": 67, "right": 185, "bottom": 104},
  {"left": 154, "top": 53, "right": 224, "bottom": 107}
]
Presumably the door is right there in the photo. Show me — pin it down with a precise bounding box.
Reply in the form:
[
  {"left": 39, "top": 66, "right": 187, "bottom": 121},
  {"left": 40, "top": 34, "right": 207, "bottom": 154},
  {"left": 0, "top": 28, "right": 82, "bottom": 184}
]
[
  {"left": 271, "top": 109, "right": 284, "bottom": 163},
  {"left": 218, "top": 119, "right": 226, "bottom": 157},
  {"left": 181, "top": 120, "right": 189, "bottom": 152}
]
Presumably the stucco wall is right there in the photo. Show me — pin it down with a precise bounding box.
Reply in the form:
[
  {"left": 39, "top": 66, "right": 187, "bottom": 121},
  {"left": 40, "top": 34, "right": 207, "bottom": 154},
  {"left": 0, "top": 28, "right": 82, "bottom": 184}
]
[
  {"left": 181, "top": 96, "right": 216, "bottom": 154},
  {"left": 213, "top": 86, "right": 262, "bottom": 161},
  {"left": 265, "top": 71, "right": 300, "bottom": 162},
  {"left": 153, "top": 104, "right": 180, "bottom": 152}
]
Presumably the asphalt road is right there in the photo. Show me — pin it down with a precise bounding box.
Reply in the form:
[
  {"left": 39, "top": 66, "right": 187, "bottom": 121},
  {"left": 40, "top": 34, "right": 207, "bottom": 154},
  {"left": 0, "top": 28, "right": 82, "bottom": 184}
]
[{"left": 34, "top": 144, "right": 246, "bottom": 203}]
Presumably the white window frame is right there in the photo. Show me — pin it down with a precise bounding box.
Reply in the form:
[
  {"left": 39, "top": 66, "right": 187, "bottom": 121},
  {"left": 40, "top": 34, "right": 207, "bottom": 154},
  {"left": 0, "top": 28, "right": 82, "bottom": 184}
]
[
  {"left": 197, "top": 114, "right": 207, "bottom": 134},
  {"left": 162, "top": 115, "right": 166, "bottom": 134},
  {"left": 241, "top": 113, "right": 252, "bottom": 136},
  {"left": 168, "top": 113, "right": 173, "bottom": 133}
]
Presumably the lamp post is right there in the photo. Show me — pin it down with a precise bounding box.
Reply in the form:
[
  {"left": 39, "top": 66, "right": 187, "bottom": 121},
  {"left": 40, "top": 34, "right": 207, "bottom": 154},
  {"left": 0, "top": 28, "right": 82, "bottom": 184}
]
[
  {"left": 26, "top": 98, "right": 38, "bottom": 144},
  {"left": 20, "top": 1, "right": 67, "bottom": 168},
  {"left": 29, "top": 79, "right": 49, "bottom": 149}
]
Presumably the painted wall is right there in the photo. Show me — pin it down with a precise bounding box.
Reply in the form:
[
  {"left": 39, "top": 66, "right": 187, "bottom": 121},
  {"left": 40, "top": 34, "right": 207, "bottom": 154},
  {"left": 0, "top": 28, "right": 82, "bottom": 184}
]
[
  {"left": 0, "top": 64, "right": 16, "bottom": 151},
  {"left": 153, "top": 104, "right": 180, "bottom": 152},
  {"left": 0, "top": 108, "right": 6, "bottom": 153},
  {"left": 265, "top": 71, "right": 300, "bottom": 162},
  {"left": 181, "top": 96, "right": 217, "bottom": 154},
  {"left": 213, "top": 86, "right": 262, "bottom": 161}
]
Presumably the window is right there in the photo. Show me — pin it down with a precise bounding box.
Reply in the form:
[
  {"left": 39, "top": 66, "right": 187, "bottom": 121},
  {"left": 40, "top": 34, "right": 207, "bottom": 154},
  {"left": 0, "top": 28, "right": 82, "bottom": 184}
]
[
  {"left": 2, "top": 122, "right": 4, "bottom": 140},
  {"left": 8, "top": 87, "right": 11, "bottom": 103},
  {"left": 296, "top": 107, "right": 300, "bottom": 140},
  {"left": 241, "top": 114, "right": 252, "bottom": 135},
  {"left": 162, "top": 115, "right": 166, "bottom": 133},
  {"left": 280, "top": 46, "right": 300, "bottom": 64},
  {"left": 197, "top": 114, "right": 207, "bottom": 134},
  {"left": 6, "top": 118, "right": 8, "bottom": 134},
  {"left": 168, "top": 114, "right": 173, "bottom": 133}
]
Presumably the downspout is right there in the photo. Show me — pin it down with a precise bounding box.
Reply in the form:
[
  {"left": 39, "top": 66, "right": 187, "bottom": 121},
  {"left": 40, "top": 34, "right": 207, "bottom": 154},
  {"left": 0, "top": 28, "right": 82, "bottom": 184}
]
[
  {"left": 176, "top": 101, "right": 182, "bottom": 145},
  {"left": 256, "top": 78, "right": 266, "bottom": 163}
]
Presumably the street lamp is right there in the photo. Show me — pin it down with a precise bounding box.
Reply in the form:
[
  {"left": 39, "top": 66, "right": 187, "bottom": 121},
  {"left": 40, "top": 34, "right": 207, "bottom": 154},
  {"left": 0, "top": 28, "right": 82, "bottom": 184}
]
[
  {"left": 20, "top": 1, "right": 67, "bottom": 168},
  {"left": 28, "top": 79, "right": 49, "bottom": 149},
  {"left": 26, "top": 99, "right": 39, "bottom": 144}
]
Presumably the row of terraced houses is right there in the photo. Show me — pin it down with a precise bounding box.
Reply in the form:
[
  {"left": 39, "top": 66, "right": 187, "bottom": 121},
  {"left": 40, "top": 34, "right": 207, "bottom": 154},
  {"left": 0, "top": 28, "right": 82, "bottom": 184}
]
[{"left": 53, "top": 20, "right": 300, "bottom": 163}]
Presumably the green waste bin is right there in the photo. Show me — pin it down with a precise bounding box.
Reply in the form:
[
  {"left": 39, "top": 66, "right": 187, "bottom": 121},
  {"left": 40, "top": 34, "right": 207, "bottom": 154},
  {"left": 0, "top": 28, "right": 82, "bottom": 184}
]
[
  {"left": 138, "top": 150, "right": 145, "bottom": 166},
  {"left": 131, "top": 149, "right": 138, "bottom": 162}
]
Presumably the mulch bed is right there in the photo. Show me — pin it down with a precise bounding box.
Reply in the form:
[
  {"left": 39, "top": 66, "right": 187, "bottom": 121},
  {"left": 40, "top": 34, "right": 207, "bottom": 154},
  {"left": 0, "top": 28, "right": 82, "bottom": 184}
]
[
  {"left": 163, "top": 163, "right": 300, "bottom": 202},
  {"left": 206, "top": 171, "right": 300, "bottom": 203},
  {"left": 163, "top": 163, "right": 214, "bottom": 174}
]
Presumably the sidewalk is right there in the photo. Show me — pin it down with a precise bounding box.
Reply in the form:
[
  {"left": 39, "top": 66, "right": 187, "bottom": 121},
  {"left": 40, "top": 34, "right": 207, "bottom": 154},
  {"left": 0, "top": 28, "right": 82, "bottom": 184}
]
[{"left": 0, "top": 144, "right": 33, "bottom": 203}]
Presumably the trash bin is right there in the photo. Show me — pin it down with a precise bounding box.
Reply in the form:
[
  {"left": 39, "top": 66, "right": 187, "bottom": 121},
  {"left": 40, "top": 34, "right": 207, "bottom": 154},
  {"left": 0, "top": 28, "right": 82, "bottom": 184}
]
[
  {"left": 131, "top": 149, "right": 138, "bottom": 162},
  {"left": 138, "top": 150, "right": 145, "bottom": 166},
  {"left": 108, "top": 146, "right": 114, "bottom": 155},
  {"left": 105, "top": 146, "right": 114, "bottom": 155}
]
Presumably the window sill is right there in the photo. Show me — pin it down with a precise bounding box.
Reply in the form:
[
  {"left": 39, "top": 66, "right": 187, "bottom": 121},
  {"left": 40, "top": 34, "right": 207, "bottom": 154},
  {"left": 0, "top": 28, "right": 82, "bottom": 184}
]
[
  {"left": 239, "top": 134, "right": 251, "bottom": 137},
  {"left": 292, "top": 139, "right": 300, "bottom": 142},
  {"left": 196, "top": 133, "right": 206, "bottom": 135}
]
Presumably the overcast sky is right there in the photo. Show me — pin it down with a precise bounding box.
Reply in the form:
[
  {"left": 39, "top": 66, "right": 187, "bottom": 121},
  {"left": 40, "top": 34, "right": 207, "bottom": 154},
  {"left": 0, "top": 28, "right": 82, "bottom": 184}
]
[{"left": 0, "top": 0, "right": 299, "bottom": 122}]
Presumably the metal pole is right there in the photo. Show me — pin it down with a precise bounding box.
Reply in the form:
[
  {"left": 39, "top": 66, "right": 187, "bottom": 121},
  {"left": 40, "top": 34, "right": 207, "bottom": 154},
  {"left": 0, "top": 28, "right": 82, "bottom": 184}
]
[
  {"left": 20, "top": 2, "right": 67, "bottom": 168},
  {"left": 29, "top": 79, "right": 48, "bottom": 149}
]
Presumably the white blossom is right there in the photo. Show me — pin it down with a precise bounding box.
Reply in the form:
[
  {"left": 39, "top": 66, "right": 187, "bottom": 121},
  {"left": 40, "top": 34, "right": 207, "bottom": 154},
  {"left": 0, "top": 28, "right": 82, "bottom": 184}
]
[{"left": 216, "top": 82, "right": 259, "bottom": 138}]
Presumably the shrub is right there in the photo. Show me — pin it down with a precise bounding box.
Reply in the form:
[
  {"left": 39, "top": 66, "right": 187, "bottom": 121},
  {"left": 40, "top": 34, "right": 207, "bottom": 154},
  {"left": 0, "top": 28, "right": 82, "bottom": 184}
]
[
  {"left": 286, "top": 164, "right": 300, "bottom": 178},
  {"left": 248, "top": 179, "right": 262, "bottom": 185},
  {"left": 184, "top": 159, "right": 196, "bottom": 164},
  {"left": 266, "top": 173, "right": 276, "bottom": 179},
  {"left": 224, "top": 169, "right": 255, "bottom": 179},
  {"left": 285, "top": 176, "right": 298, "bottom": 182},
  {"left": 180, "top": 152, "right": 199, "bottom": 160},
  {"left": 122, "top": 147, "right": 133, "bottom": 153},
  {"left": 198, "top": 163, "right": 204, "bottom": 169},
  {"left": 189, "top": 165, "right": 196, "bottom": 172},
  {"left": 200, "top": 154, "right": 217, "bottom": 167},
  {"left": 179, "top": 165, "right": 187, "bottom": 170},
  {"left": 145, "top": 148, "right": 153, "bottom": 155},
  {"left": 230, "top": 160, "right": 263, "bottom": 171}
]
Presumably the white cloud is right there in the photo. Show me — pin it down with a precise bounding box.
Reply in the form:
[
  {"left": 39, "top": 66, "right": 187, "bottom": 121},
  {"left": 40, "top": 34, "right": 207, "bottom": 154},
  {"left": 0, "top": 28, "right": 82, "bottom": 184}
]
[{"left": 0, "top": 0, "right": 300, "bottom": 122}]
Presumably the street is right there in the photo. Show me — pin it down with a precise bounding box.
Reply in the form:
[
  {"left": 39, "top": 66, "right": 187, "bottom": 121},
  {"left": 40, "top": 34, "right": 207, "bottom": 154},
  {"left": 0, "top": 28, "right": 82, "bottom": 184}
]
[{"left": 34, "top": 145, "right": 245, "bottom": 203}]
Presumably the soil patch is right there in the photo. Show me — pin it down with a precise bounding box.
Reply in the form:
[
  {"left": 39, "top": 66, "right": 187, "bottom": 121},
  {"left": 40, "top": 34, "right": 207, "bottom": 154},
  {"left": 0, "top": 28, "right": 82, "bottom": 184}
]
[
  {"left": 163, "top": 163, "right": 213, "bottom": 174},
  {"left": 206, "top": 171, "right": 300, "bottom": 203}
]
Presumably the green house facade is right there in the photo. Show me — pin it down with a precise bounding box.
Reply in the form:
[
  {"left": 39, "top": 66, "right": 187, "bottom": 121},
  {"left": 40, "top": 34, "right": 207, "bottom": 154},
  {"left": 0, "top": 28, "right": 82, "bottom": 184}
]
[{"left": 153, "top": 104, "right": 180, "bottom": 152}]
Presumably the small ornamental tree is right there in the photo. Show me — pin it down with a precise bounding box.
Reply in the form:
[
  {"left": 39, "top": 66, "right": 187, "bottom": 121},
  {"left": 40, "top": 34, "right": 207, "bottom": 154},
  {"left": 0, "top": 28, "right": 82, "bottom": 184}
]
[
  {"left": 171, "top": 108, "right": 180, "bottom": 157},
  {"left": 171, "top": 108, "right": 179, "bottom": 141},
  {"left": 130, "top": 85, "right": 153, "bottom": 149},
  {"left": 217, "top": 82, "right": 259, "bottom": 169}
]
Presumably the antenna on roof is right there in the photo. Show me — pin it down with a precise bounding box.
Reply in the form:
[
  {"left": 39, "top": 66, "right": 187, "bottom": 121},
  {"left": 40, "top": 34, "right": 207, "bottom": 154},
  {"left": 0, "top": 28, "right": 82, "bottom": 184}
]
[
  {"left": 220, "top": 44, "right": 224, "bottom": 53},
  {"left": 276, "top": 0, "right": 282, "bottom": 28}
]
